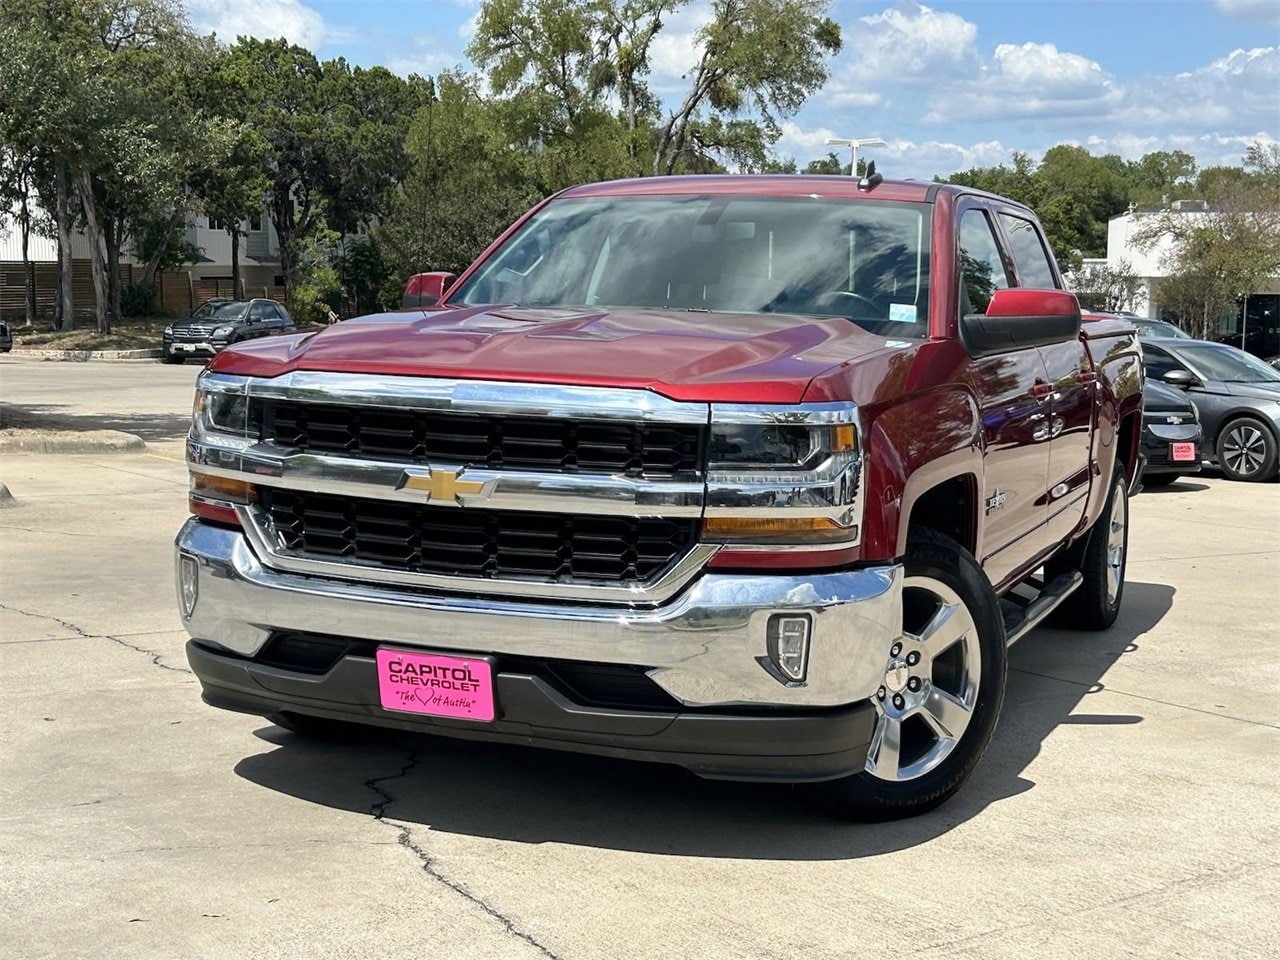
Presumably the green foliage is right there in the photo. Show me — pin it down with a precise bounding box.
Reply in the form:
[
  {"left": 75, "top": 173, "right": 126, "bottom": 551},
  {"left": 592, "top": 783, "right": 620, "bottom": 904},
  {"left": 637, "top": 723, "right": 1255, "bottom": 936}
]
[
  {"left": 375, "top": 72, "right": 540, "bottom": 284},
  {"left": 1067, "top": 260, "right": 1142, "bottom": 313},
  {"left": 654, "top": 0, "right": 841, "bottom": 174},
  {"left": 121, "top": 282, "right": 157, "bottom": 317}
]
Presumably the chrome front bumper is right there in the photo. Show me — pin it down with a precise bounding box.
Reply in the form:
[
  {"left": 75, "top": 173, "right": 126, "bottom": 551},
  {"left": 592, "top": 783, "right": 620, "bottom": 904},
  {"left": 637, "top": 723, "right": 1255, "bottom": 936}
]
[{"left": 175, "top": 519, "right": 903, "bottom": 709}]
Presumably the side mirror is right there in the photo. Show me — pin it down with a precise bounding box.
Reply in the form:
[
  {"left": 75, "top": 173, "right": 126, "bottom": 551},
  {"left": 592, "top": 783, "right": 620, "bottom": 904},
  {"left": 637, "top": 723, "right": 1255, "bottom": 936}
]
[
  {"left": 402, "top": 272, "right": 457, "bottom": 309},
  {"left": 1161, "top": 369, "right": 1199, "bottom": 388},
  {"left": 960, "top": 288, "right": 1081, "bottom": 358}
]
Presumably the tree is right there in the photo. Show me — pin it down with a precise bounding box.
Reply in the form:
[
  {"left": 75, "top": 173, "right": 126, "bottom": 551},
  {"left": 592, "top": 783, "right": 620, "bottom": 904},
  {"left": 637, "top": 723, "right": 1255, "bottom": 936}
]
[
  {"left": 1066, "top": 259, "right": 1142, "bottom": 313},
  {"left": 1132, "top": 146, "right": 1280, "bottom": 338},
  {"left": 596, "top": 0, "right": 687, "bottom": 151},
  {"left": 375, "top": 72, "right": 537, "bottom": 283},
  {"left": 653, "top": 0, "right": 841, "bottom": 175},
  {"left": 190, "top": 124, "right": 269, "bottom": 299},
  {"left": 0, "top": 146, "right": 38, "bottom": 326},
  {"left": 213, "top": 39, "right": 330, "bottom": 299}
]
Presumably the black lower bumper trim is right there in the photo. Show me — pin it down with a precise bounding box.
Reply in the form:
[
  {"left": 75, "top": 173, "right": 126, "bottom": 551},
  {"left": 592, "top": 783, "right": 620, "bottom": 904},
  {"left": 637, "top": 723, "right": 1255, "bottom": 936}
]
[{"left": 187, "top": 641, "right": 875, "bottom": 783}]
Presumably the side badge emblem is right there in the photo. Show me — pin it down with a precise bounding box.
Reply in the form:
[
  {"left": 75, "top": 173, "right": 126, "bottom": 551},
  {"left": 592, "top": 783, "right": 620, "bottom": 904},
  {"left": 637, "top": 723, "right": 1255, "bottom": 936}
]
[{"left": 985, "top": 489, "right": 1008, "bottom": 515}]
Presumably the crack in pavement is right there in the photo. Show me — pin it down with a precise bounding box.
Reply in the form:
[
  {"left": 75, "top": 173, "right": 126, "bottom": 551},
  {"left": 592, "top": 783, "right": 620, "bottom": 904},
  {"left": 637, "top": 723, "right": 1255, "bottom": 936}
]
[
  {"left": 0, "top": 602, "right": 191, "bottom": 674},
  {"left": 366, "top": 752, "right": 565, "bottom": 960}
]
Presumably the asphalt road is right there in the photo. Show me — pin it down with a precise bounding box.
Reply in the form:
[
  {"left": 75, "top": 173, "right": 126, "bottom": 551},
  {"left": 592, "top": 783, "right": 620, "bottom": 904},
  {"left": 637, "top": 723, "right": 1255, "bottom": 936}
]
[{"left": 2, "top": 357, "right": 1279, "bottom": 960}]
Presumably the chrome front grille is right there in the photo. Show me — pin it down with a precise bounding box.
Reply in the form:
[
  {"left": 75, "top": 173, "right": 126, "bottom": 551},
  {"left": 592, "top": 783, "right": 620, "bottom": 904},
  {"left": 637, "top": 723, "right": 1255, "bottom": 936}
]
[
  {"left": 249, "top": 399, "right": 704, "bottom": 477},
  {"left": 260, "top": 488, "right": 698, "bottom": 584},
  {"left": 174, "top": 324, "right": 216, "bottom": 340},
  {"left": 190, "top": 371, "right": 863, "bottom": 603}
]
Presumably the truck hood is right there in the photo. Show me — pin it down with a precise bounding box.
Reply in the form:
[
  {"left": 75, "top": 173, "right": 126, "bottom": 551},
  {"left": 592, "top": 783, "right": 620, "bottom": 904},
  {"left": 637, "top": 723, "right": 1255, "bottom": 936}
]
[{"left": 212, "top": 305, "right": 891, "bottom": 403}]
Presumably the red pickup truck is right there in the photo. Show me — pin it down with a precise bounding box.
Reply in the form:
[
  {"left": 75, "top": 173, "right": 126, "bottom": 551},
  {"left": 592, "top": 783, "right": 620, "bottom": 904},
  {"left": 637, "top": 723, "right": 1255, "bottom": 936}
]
[{"left": 177, "top": 175, "right": 1142, "bottom": 819}]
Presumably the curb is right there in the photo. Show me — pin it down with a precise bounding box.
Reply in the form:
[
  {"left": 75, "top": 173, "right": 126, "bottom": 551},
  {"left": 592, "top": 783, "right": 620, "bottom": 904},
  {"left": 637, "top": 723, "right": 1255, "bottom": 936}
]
[
  {"left": 0, "top": 429, "right": 147, "bottom": 454},
  {"left": 9, "top": 348, "right": 164, "bottom": 361}
]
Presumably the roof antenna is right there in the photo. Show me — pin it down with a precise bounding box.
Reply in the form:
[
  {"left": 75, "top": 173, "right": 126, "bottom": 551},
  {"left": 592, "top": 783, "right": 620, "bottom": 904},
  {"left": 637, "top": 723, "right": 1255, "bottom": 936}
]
[{"left": 858, "top": 160, "right": 883, "bottom": 192}]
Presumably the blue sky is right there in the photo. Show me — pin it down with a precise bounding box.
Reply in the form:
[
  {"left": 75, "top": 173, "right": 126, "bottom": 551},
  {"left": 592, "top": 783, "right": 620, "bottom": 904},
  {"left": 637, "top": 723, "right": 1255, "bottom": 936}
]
[{"left": 184, "top": 0, "right": 1280, "bottom": 178}]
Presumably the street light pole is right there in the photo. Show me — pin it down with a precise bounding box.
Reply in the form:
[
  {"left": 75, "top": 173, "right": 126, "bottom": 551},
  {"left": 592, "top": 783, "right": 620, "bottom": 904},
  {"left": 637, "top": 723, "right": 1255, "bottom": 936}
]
[{"left": 824, "top": 136, "right": 886, "bottom": 176}]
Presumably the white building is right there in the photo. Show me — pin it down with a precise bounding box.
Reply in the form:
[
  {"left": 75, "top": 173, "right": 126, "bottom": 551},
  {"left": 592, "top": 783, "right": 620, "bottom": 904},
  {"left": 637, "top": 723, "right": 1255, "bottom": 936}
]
[{"left": 1087, "top": 203, "right": 1280, "bottom": 349}]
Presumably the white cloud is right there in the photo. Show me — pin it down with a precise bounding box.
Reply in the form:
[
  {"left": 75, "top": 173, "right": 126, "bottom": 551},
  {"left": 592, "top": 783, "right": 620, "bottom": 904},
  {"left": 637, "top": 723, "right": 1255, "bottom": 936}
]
[
  {"left": 822, "top": 2, "right": 976, "bottom": 108},
  {"left": 1117, "top": 46, "right": 1278, "bottom": 130},
  {"left": 186, "top": 0, "right": 326, "bottom": 48},
  {"left": 923, "top": 41, "right": 1120, "bottom": 123},
  {"left": 847, "top": 3, "right": 978, "bottom": 79},
  {"left": 1214, "top": 0, "right": 1280, "bottom": 22}
]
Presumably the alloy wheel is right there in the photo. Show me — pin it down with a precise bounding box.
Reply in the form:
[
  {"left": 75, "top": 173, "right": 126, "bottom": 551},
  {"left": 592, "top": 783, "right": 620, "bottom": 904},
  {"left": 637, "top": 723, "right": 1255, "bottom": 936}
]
[
  {"left": 1105, "top": 483, "right": 1128, "bottom": 606},
  {"left": 864, "top": 577, "right": 981, "bottom": 782},
  {"left": 1222, "top": 423, "right": 1267, "bottom": 478}
]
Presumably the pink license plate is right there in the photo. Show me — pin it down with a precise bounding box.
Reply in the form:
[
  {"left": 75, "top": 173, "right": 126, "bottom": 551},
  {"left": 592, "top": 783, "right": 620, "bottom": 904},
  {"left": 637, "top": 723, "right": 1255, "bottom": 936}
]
[
  {"left": 1171, "top": 442, "right": 1197, "bottom": 462},
  {"left": 376, "top": 649, "right": 495, "bottom": 722}
]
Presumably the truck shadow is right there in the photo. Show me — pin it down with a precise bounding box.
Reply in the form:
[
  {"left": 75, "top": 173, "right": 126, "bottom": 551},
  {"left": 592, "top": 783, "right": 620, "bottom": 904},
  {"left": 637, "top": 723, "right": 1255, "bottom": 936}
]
[{"left": 233, "top": 580, "right": 1174, "bottom": 859}]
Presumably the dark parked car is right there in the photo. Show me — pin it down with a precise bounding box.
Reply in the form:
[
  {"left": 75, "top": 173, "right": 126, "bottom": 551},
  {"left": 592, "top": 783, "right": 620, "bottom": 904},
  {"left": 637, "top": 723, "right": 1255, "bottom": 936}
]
[
  {"left": 162, "top": 298, "right": 293, "bottom": 363},
  {"left": 0, "top": 319, "right": 12, "bottom": 353},
  {"left": 1140, "top": 379, "right": 1202, "bottom": 488},
  {"left": 1142, "top": 337, "right": 1280, "bottom": 482},
  {"left": 1133, "top": 317, "right": 1191, "bottom": 340}
]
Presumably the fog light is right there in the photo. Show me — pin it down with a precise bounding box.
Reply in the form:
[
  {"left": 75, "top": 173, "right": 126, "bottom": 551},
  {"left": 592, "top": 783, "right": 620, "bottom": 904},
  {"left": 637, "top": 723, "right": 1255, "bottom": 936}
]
[
  {"left": 767, "top": 614, "right": 812, "bottom": 683},
  {"left": 179, "top": 555, "right": 199, "bottom": 619}
]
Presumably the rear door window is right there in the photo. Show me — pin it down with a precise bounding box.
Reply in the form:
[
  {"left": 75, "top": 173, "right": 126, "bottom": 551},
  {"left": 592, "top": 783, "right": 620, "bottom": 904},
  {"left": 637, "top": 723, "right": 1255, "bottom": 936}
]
[{"left": 999, "top": 214, "right": 1058, "bottom": 289}]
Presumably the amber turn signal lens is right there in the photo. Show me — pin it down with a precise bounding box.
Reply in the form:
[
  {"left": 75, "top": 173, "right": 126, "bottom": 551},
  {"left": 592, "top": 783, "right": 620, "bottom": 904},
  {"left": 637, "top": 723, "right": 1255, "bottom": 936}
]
[
  {"left": 833, "top": 424, "right": 857, "bottom": 452},
  {"left": 704, "top": 516, "right": 846, "bottom": 538},
  {"left": 189, "top": 471, "right": 257, "bottom": 503}
]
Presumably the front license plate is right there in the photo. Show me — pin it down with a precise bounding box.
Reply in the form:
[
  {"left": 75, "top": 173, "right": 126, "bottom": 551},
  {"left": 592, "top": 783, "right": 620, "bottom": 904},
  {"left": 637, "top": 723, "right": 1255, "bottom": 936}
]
[
  {"left": 175, "top": 343, "right": 195, "bottom": 352},
  {"left": 1171, "top": 442, "right": 1197, "bottom": 462},
  {"left": 375, "top": 649, "right": 495, "bottom": 722}
]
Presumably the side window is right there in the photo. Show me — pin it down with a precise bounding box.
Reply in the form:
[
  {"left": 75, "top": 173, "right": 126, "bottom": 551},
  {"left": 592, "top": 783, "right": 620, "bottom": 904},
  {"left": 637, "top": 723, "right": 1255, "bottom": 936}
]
[
  {"left": 999, "top": 214, "right": 1058, "bottom": 288},
  {"left": 958, "top": 210, "right": 1011, "bottom": 314},
  {"left": 1142, "top": 345, "right": 1180, "bottom": 380},
  {"left": 249, "top": 302, "right": 268, "bottom": 321}
]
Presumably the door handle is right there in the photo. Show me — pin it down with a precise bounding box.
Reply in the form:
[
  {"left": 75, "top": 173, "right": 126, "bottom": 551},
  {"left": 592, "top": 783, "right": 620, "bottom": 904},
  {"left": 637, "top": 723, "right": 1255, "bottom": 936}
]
[
  {"left": 1030, "top": 381, "right": 1052, "bottom": 399},
  {"left": 1076, "top": 370, "right": 1098, "bottom": 385}
]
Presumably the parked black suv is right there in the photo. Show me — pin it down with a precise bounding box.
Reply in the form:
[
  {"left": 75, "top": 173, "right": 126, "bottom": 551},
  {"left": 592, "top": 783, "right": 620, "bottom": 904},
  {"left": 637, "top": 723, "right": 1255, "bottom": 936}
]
[{"left": 162, "top": 298, "right": 293, "bottom": 363}]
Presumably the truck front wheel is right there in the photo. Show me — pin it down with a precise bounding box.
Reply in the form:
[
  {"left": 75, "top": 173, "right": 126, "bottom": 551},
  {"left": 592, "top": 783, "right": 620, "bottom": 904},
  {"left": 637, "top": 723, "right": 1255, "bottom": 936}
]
[{"left": 827, "top": 530, "right": 1008, "bottom": 820}]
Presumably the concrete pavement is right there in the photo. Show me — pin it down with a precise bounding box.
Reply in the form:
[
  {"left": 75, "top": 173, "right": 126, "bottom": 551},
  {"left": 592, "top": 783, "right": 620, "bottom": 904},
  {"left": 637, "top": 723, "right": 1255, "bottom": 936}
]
[{"left": 1, "top": 358, "right": 1277, "bottom": 959}]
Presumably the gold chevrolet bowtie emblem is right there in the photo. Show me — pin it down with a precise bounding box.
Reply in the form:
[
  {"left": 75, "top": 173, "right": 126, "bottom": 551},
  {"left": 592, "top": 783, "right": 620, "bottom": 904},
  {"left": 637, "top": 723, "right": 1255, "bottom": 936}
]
[{"left": 398, "top": 468, "right": 491, "bottom": 505}]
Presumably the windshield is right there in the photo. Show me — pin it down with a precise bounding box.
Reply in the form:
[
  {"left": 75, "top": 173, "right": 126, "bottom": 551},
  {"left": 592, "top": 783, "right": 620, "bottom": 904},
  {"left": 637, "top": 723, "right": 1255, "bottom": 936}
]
[
  {"left": 1139, "top": 320, "right": 1190, "bottom": 339},
  {"left": 191, "top": 301, "right": 247, "bottom": 320},
  {"left": 453, "top": 195, "right": 932, "bottom": 336},
  {"left": 1178, "top": 343, "right": 1280, "bottom": 382}
]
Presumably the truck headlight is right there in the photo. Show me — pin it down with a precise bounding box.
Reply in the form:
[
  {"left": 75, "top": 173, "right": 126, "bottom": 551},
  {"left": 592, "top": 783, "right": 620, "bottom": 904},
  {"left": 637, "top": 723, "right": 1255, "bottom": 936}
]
[
  {"left": 192, "top": 373, "right": 252, "bottom": 437},
  {"left": 705, "top": 403, "right": 863, "bottom": 548}
]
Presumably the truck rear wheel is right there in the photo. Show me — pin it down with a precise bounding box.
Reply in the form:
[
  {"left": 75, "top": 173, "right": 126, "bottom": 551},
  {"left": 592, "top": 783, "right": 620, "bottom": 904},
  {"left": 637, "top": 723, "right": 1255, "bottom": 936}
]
[
  {"left": 826, "top": 530, "right": 1007, "bottom": 821},
  {"left": 1048, "top": 469, "right": 1128, "bottom": 630}
]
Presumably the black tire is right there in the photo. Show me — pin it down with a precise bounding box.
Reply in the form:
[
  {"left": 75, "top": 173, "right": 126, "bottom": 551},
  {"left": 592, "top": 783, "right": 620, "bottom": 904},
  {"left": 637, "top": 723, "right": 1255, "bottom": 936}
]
[
  {"left": 266, "top": 711, "right": 371, "bottom": 740},
  {"left": 1216, "top": 417, "right": 1278, "bottom": 482},
  {"left": 825, "top": 529, "right": 1007, "bottom": 821},
  {"left": 1140, "top": 473, "right": 1179, "bottom": 489},
  {"left": 161, "top": 349, "right": 184, "bottom": 364},
  {"left": 1049, "top": 469, "right": 1128, "bottom": 630}
]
